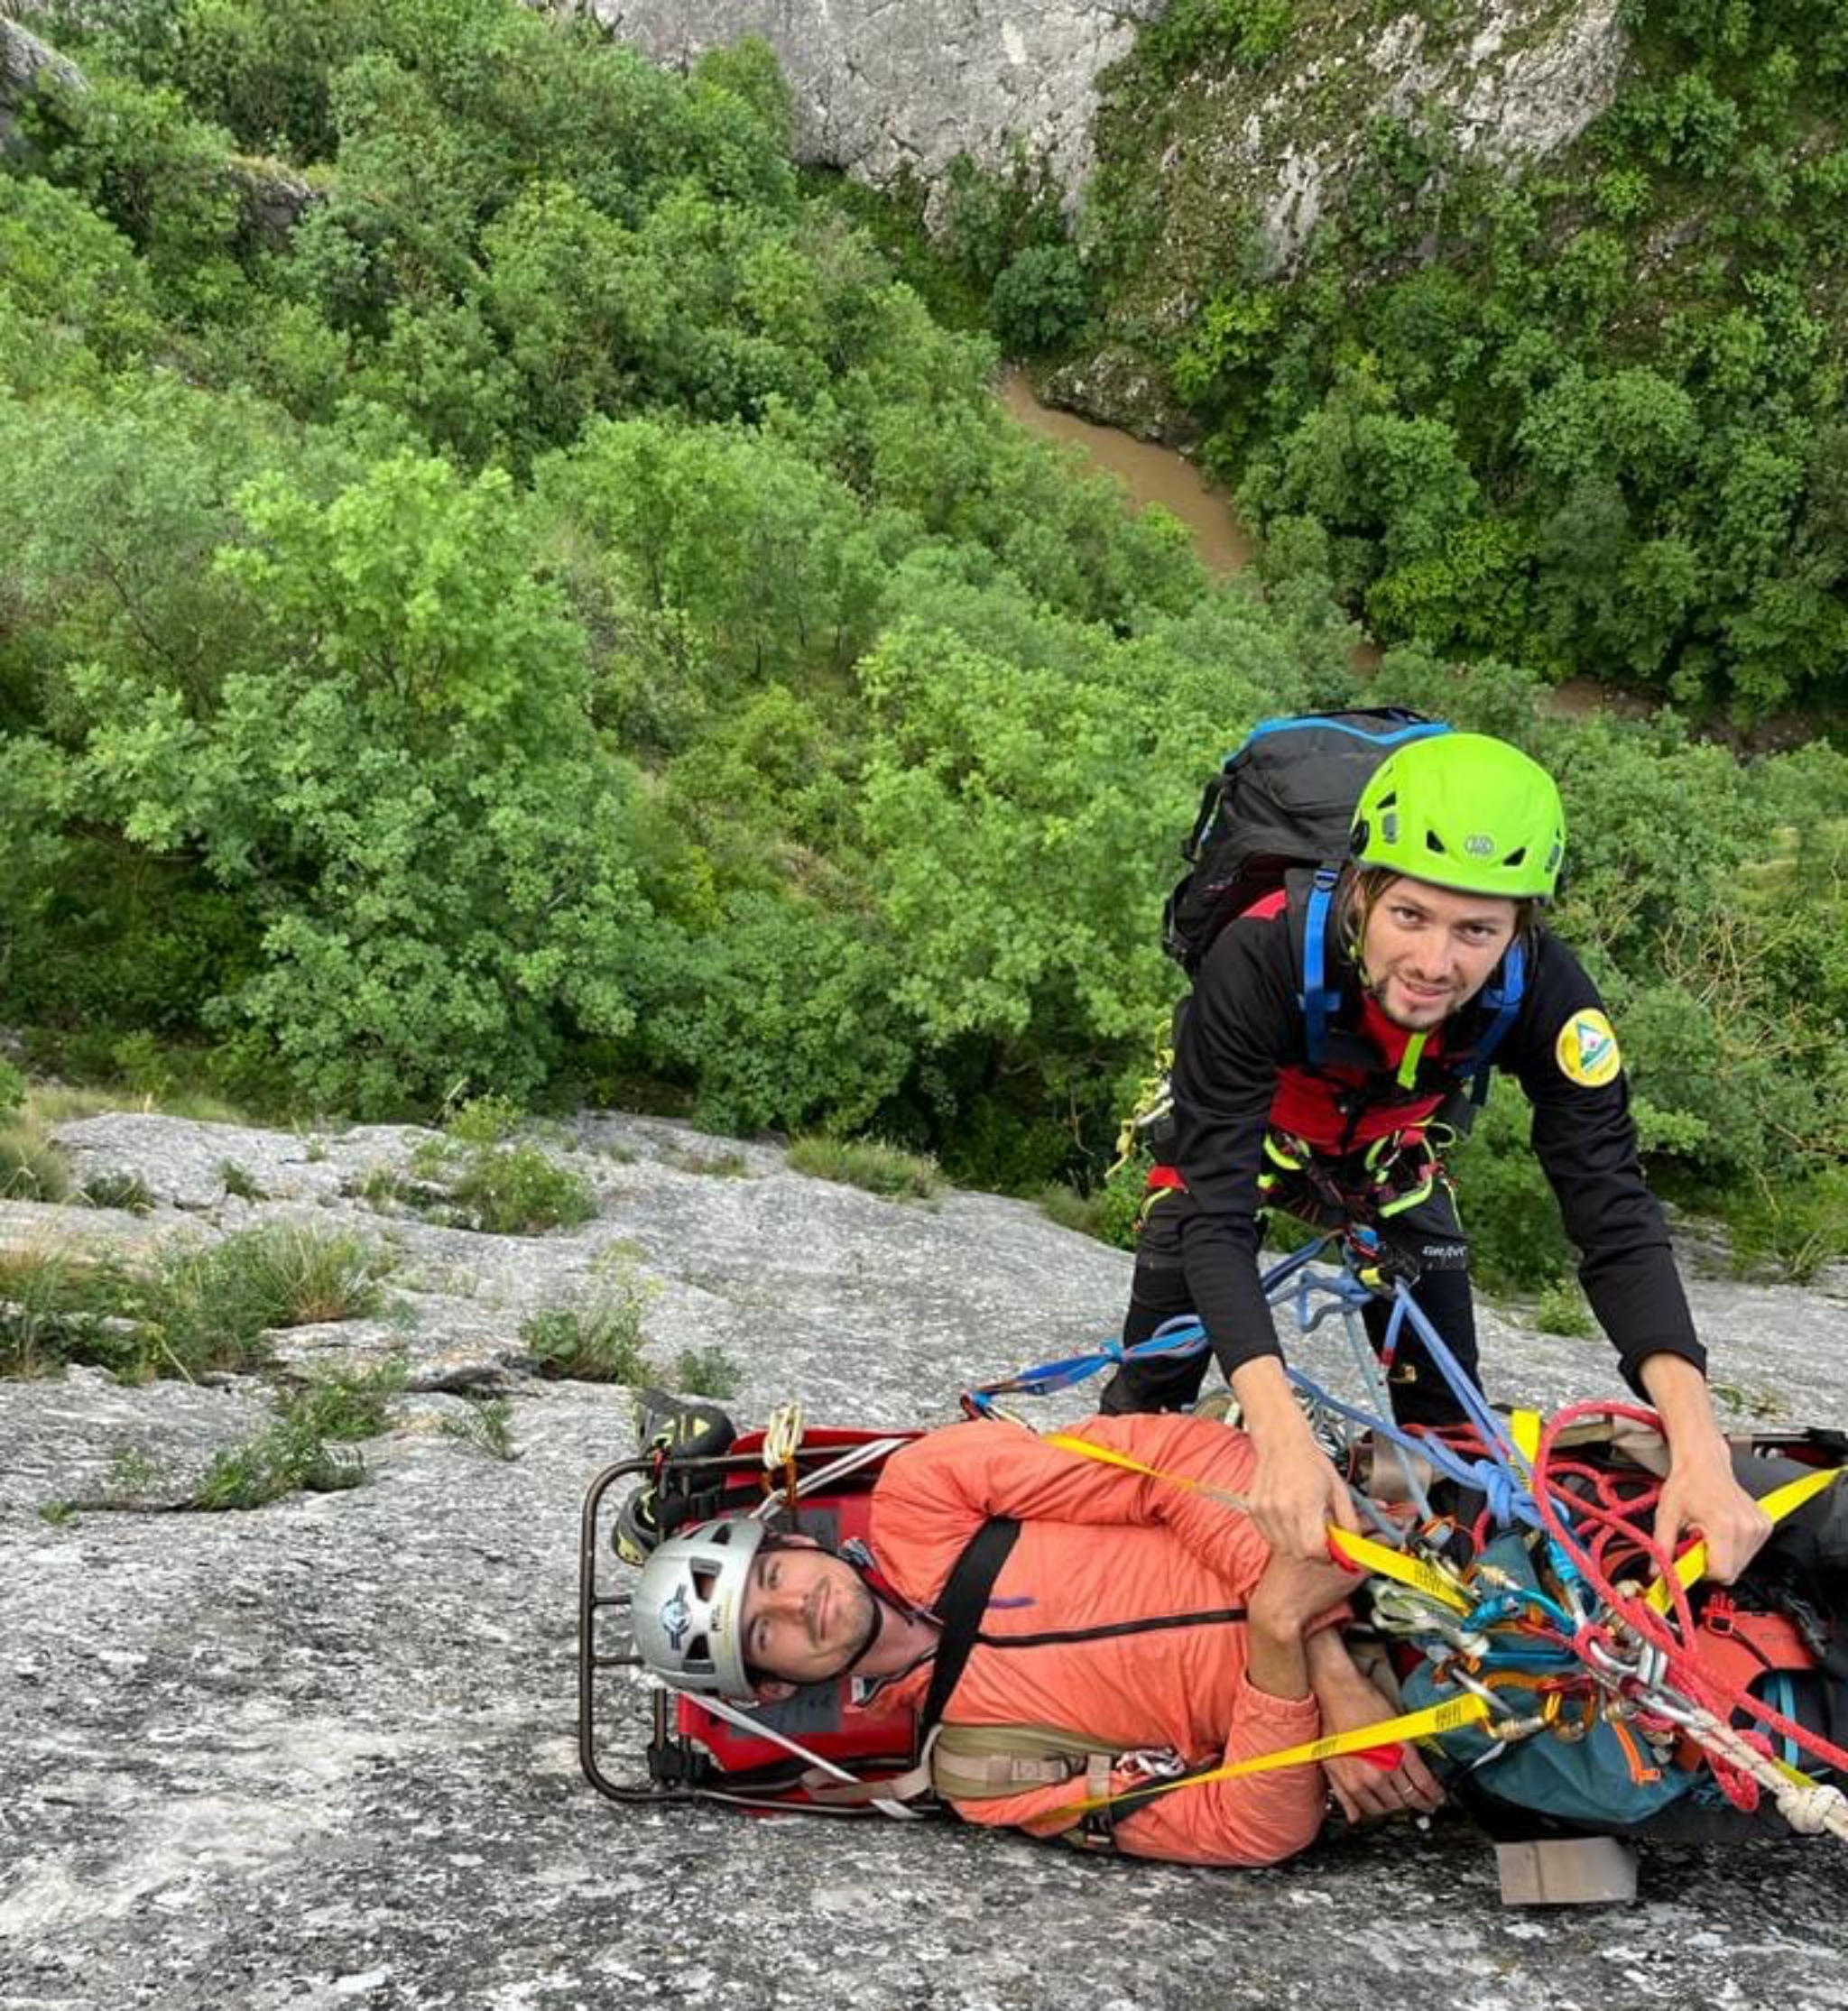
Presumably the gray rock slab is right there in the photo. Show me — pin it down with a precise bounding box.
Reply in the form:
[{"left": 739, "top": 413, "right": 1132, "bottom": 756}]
[
  {"left": 54, "top": 1112, "right": 353, "bottom": 1212},
  {"left": 5, "top": 1104, "right": 1848, "bottom": 2006},
  {"left": 0, "top": 1367, "right": 269, "bottom": 1512},
  {"left": 567, "top": 0, "right": 1165, "bottom": 197}
]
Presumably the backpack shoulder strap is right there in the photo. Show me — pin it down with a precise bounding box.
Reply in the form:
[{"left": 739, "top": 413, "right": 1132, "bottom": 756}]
[
  {"left": 798, "top": 1515, "right": 1021, "bottom": 1811},
  {"left": 1464, "top": 939, "right": 1526, "bottom": 1103},
  {"left": 1299, "top": 865, "right": 1344, "bottom": 1064}
]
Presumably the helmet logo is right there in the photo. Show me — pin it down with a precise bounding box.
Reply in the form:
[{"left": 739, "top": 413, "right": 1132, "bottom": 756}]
[
  {"left": 661, "top": 1588, "right": 693, "bottom": 1652},
  {"left": 1464, "top": 834, "right": 1495, "bottom": 857}
]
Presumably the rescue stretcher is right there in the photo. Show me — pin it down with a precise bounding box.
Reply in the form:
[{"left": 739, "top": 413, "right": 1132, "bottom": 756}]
[{"left": 578, "top": 1235, "right": 1848, "bottom": 1898}]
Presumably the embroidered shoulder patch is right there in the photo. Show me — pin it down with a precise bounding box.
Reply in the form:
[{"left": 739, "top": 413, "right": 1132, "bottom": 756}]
[{"left": 1556, "top": 1010, "right": 1622, "bottom": 1088}]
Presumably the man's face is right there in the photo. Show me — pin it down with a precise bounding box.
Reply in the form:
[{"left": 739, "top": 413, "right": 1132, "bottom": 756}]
[
  {"left": 741, "top": 1536, "right": 878, "bottom": 1687},
  {"left": 1360, "top": 876, "right": 1519, "bottom": 1031}
]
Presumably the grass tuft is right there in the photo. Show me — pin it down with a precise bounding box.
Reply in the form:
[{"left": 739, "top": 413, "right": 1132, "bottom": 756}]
[
  {"left": 441, "top": 1396, "right": 518, "bottom": 1461},
  {"left": 0, "top": 1125, "right": 71, "bottom": 1202},
  {"left": 669, "top": 1147, "right": 752, "bottom": 1178},
  {"left": 785, "top": 1134, "right": 944, "bottom": 1200},
  {"left": 155, "top": 1222, "right": 389, "bottom": 1377},
  {"left": 674, "top": 1344, "right": 743, "bottom": 1401},
  {"left": 521, "top": 1283, "right": 651, "bottom": 1384},
  {"left": 0, "top": 1243, "right": 145, "bottom": 1379},
  {"left": 81, "top": 1170, "right": 153, "bottom": 1213}
]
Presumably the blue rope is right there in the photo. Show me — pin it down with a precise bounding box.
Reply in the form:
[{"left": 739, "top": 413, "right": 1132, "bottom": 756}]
[{"left": 966, "top": 1242, "right": 1549, "bottom": 1545}]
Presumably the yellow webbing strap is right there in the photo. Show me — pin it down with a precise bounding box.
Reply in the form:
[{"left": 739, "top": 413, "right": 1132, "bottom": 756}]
[
  {"left": 1510, "top": 1409, "right": 1543, "bottom": 1465},
  {"left": 1326, "top": 1527, "right": 1473, "bottom": 1613},
  {"left": 1643, "top": 1464, "right": 1843, "bottom": 1613},
  {"left": 1042, "top": 1433, "right": 1251, "bottom": 1514},
  {"left": 1043, "top": 1433, "right": 1471, "bottom": 1610},
  {"left": 1039, "top": 1693, "right": 1494, "bottom": 1828}
]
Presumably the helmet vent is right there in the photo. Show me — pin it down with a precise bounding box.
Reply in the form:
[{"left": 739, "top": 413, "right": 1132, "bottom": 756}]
[
  {"left": 684, "top": 1632, "right": 712, "bottom": 1668},
  {"left": 1424, "top": 830, "right": 1448, "bottom": 855},
  {"left": 692, "top": 1567, "right": 719, "bottom": 1600}
]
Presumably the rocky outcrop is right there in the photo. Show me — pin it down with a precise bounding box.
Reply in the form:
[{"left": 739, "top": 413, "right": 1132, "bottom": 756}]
[
  {"left": 4, "top": 1105, "right": 1847, "bottom": 2001},
  {"left": 561, "top": 0, "right": 1167, "bottom": 194},
  {"left": 1178, "top": 0, "right": 1627, "bottom": 272},
  {"left": 0, "top": 13, "right": 85, "bottom": 152}
]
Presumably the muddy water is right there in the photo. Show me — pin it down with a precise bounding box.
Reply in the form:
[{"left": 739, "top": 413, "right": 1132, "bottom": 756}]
[
  {"left": 998, "top": 371, "right": 1655, "bottom": 728},
  {"left": 998, "top": 370, "right": 1257, "bottom": 577}
]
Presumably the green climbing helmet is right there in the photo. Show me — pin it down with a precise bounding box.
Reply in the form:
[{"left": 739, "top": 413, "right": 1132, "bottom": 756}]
[{"left": 1350, "top": 732, "right": 1566, "bottom": 899}]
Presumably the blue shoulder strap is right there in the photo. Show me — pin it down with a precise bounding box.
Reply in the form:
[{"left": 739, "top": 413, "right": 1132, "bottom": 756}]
[
  {"left": 1465, "top": 939, "right": 1526, "bottom": 1103},
  {"left": 1300, "top": 867, "right": 1343, "bottom": 1064}
]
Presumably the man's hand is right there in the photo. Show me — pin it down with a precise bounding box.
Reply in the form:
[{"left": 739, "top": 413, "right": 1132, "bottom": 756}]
[
  {"left": 1304, "top": 1629, "right": 1445, "bottom": 1823},
  {"left": 1246, "top": 1425, "right": 1361, "bottom": 1566},
  {"left": 1639, "top": 1352, "right": 1772, "bottom": 1584},
  {"left": 1316, "top": 1672, "right": 1445, "bottom": 1823},
  {"left": 1653, "top": 1445, "right": 1772, "bottom": 1585}
]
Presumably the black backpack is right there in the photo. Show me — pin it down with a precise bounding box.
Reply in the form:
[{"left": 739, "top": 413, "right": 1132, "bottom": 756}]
[
  {"left": 1160, "top": 708, "right": 1526, "bottom": 1089},
  {"left": 1161, "top": 707, "right": 1450, "bottom": 974}
]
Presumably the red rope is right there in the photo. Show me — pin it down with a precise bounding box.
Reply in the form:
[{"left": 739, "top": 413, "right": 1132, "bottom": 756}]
[{"left": 1529, "top": 1401, "right": 1848, "bottom": 1807}]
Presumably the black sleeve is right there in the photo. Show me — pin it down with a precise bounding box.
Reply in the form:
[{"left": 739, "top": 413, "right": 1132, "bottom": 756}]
[
  {"left": 1169, "top": 918, "right": 1300, "bottom": 1380},
  {"left": 1507, "top": 935, "right": 1705, "bottom": 1392}
]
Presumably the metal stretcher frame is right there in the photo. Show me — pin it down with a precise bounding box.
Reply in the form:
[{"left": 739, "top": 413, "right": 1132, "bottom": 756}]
[{"left": 578, "top": 1433, "right": 930, "bottom": 1813}]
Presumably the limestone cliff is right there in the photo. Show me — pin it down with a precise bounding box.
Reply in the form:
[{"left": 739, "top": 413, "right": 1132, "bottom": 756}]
[
  {"left": 566, "top": 2, "right": 1625, "bottom": 262},
  {"left": 561, "top": 0, "right": 1166, "bottom": 192}
]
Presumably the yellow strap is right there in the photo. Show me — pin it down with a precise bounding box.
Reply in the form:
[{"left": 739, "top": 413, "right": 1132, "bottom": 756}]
[
  {"left": 1042, "top": 1434, "right": 1252, "bottom": 1515},
  {"left": 1326, "top": 1527, "right": 1473, "bottom": 1612},
  {"left": 1395, "top": 1032, "right": 1428, "bottom": 1091},
  {"left": 1044, "top": 1433, "right": 1469, "bottom": 1610},
  {"left": 1040, "top": 1693, "right": 1494, "bottom": 1827},
  {"left": 1643, "top": 1464, "right": 1843, "bottom": 1613},
  {"left": 1510, "top": 1409, "right": 1542, "bottom": 1464}
]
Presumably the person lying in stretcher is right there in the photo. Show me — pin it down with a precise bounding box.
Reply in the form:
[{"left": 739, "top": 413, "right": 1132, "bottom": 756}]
[
  {"left": 624, "top": 1399, "right": 1848, "bottom": 1862},
  {"left": 631, "top": 1407, "right": 1446, "bottom": 1865}
]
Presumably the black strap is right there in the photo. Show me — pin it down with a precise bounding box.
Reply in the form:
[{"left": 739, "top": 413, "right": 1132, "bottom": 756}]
[{"left": 919, "top": 1517, "right": 1020, "bottom": 1736}]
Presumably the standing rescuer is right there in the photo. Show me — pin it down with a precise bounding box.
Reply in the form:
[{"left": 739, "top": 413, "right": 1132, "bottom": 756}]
[{"left": 1103, "top": 729, "right": 1772, "bottom": 1582}]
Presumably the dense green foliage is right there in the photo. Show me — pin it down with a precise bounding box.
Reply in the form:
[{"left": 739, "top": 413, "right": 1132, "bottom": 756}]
[
  {"left": 1086, "top": 0, "right": 1848, "bottom": 721},
  {"left": 1, "top": 0, "right": 1845, "bottom": 1278}
]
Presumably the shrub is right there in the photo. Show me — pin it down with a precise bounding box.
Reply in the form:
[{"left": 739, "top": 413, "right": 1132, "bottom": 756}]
[
  {"left": 447, "top": 1144, "right": 597, "bottom": 1235},
  {"left": 988, "top": 244, "right": 1091, "bottom": 356},
  {"left": 188, "top": 1360, "right": 404, "bottom": 1511},
  {"left": 1531, "top": 1283, "right": 1596, "bottom": 1338},
  {"left": 521, "top": 1283, "right": 651, "bottom": 1383},
  {"left": 786, "top": 1134, "right": 945, "bottom": 1199}
]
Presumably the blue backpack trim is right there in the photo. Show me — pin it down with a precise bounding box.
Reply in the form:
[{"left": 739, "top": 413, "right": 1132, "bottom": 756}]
[
  {"left": 1234, "top": 715, "right": 1450, "bottom": 756},
  {"left": 1465, "top": 940, "right": 1526, "bottom": 1102},
  {"left": 1300, "top": 868, "right": 1344, "bottom": 1061}
]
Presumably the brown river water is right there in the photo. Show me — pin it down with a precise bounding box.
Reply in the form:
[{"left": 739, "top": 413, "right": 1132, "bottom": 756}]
[
  {"left": 998, "top": 370, "right": 1256, "bottom": 577},
  {"left": 997, "top": 370, "right": 1655, "bottom": 726}
]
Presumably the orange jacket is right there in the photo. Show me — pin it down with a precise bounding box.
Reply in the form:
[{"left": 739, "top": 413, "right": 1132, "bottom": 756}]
[{"left": 862, "top": 1413, "right": 1329, "bottom": 1867}]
